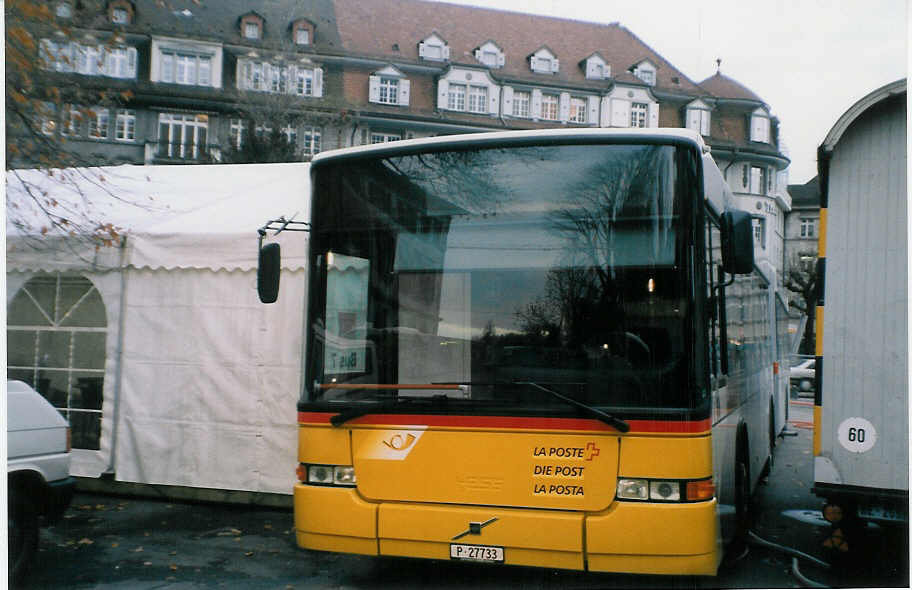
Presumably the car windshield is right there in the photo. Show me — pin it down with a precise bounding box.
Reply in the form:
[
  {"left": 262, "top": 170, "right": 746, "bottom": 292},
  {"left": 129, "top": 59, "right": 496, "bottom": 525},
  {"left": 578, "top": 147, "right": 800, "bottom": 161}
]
[{"left": 305, "top": 142, "right": 698, "bottom": 411}]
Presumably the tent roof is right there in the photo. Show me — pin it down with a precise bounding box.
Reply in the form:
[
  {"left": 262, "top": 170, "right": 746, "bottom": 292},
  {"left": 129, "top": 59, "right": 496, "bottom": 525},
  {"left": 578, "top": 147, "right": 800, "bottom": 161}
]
[{"left": 7, "top": 163, "right": 311, "bottom": 272}]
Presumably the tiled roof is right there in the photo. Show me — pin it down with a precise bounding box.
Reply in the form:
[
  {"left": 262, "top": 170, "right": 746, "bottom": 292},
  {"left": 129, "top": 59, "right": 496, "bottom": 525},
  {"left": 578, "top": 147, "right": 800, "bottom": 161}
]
[
  {"left": 126, "top": 0, "right": 342, "bottom": 51},
  {"left": 333, "top": 0, "right": 705, "bottom": 93},
  {"left": 788, "top": 177, "right": 821, "bottom": 207},
  {"left": 698, "top": 71, "right": 765, "bottom": 103}
]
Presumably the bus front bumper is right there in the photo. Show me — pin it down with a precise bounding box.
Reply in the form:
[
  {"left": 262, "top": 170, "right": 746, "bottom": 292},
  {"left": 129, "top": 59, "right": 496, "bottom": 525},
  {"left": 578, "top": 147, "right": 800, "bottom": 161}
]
[{"left": 293, "top": 484, "right": 721, "bottom": 575}]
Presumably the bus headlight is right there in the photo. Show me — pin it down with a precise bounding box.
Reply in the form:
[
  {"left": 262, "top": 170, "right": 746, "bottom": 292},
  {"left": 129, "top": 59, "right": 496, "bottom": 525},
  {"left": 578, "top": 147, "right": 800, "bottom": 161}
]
[
  {"left": 302, "top": 464, "right": 357, "bottom": 487},
  {"left": 617, "top": 477, "right": 713, "bottom": 502},
  {"left": 617, "top": 478, "right": 649, "bottom": 500}
]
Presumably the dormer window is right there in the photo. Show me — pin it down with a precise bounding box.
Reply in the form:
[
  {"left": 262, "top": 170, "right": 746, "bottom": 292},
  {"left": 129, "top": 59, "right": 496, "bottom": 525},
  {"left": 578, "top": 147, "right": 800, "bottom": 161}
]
[
  {"left": 474, "top": 41, "right": 504, "bottom": 68},
  {"left": 631, "top": 60, "right": 657, "bottom": 86},
  {"left": 292, "top": 19, "right": 315, "bottom": 46},
  {"left": 750, "top": 107, "right": 770, "bottom": 143},
  {"left": 108, "top": 1, "right": 133, "bottom": 25},
  {"left": 240, "top": 13, "right": 265, "bottom": 41},
  {"left": 418, "top": 33, "right": 449, "bottom": 61},
  {"left": 685, "top": 99, "right": 712, "bottom": 136},
  {"left": 56, "top": 2, "right": 73, "bottom": 18},
  {"left": 582, "top": 53, "right": 611, "bottom": 80},
  {"left": 530, "top": 47, "right": 558, "bottom": 74},
  {"left": 369, "top": 65, "right": 410, "bottom": 106}
]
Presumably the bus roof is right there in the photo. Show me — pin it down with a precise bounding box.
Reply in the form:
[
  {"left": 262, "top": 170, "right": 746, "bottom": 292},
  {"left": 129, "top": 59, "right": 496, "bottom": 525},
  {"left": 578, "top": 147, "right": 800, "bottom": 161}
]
[{"left": 311, "top": 128, "right": 707, "bottom": 166}]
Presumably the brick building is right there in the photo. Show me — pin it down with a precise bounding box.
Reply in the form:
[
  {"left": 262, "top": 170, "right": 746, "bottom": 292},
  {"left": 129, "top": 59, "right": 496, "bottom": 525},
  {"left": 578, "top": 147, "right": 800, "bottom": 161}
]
[{"left": 12, "top": 0, "right": 792, "bottom": 269}]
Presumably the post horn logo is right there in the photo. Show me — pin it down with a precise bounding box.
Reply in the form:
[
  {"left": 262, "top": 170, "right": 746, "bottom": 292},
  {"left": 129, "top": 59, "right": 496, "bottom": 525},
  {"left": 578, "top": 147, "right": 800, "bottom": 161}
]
[{"left": 382, "top": 433, "right": 417, "bottom": 451}]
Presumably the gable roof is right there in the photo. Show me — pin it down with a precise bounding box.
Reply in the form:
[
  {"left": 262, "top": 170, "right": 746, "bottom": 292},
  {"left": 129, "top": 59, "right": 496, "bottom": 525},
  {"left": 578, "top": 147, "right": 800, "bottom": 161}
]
[
  {"left": 787, "top": 176, "right": 821, "bottom": 208},
  {"left": 333, "top": 0, "right": 703, "bottom": 92}
]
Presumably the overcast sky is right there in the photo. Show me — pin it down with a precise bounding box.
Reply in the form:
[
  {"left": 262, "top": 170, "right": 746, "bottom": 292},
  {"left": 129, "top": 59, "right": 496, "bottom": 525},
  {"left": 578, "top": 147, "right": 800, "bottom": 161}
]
[{"left": 431, "top": 0, "right": 907, "bottom": 185}]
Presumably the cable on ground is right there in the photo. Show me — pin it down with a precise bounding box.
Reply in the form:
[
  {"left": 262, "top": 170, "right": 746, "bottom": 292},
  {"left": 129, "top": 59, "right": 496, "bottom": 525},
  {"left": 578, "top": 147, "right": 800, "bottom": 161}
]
[{"left": 747, "top": 530, "right": 830, "bottom": 588}]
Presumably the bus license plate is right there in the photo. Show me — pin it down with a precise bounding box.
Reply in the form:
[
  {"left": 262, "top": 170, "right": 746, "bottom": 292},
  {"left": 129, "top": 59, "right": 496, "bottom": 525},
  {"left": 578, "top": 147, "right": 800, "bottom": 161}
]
[{"left": 450, "top": 543, "right": 504, "bottom": 562}]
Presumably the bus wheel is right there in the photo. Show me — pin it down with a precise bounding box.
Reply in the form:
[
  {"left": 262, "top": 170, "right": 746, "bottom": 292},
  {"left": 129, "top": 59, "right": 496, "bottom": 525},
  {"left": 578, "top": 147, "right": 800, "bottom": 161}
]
[{"left": 734, "top": 458, "right": 752, "bottom": 546}]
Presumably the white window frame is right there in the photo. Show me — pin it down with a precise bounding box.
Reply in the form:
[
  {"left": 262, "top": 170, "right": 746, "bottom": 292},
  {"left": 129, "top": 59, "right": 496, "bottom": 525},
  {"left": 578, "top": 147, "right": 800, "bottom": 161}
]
[
  {"left": 630, "top": 102, "right": 649, "bottom": 128},
  {"left": 448, "top": 83, "right": 466, "bottom": 111},
  {"left": 687, "top": 107, "right": 711, "bottom": 136},
  {"left": 295, "top": 28, "right": 310, "bottom": 45},
  {"left": 799, "top": 217, "right": 816, "bottom": 238},
  {"left": 88, "top": 107, "right": 110, "bottom": 139},
  {"left": 158, "top": 112, "right": 209, "bottom": 160},
  {"left": 111, "top": 7, "right": 129, "bottom": 24},
  {"left": 569, "top": 97, "right": 587, "bottom": 124},
  {"left": 378, "top": 77, "right": 399, "bottom": 105},
  {"left": 751, "top": 109, "right": 771, "bottom": 143},
  {"left": 114, "top": 109, "right": 135, "bottom": 141},
  {"left": 244, "top": 22, "right": 261, "bottom": 40},
  {"left": 467, "top": 85, "right": 488, "bottom": 114},
  {"left": 513, "top": 90, "right": 531, "bottom": 118},
  {"left": 160, "top": 50, "right": 212, "bottom": 86},
  {"left": 300, "top": 126, "right": 322, "bottom": 156},
  {"left": 229, "top": 118, "right": 246, "bottom": 149},
  {"left": 371, "top": 132, "right": 401, "bottom": 144},
  {"left": 750, "top": 166, "right": 766, "bottom": 194},
  {"left": 61, "top": 104, "right": 81, "bottom": 136},
  {"left": 541, "top": 93, "right": 559, "bottom": 120}
]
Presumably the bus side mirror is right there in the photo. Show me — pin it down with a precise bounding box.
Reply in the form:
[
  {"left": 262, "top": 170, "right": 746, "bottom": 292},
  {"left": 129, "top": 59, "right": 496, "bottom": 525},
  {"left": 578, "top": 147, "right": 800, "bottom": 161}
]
[
  {"left": 258, "top": 242, "right": 281, "bottom": 303},
  {"left": 720, "top": 210, "right": 754, "bottom": 275}
]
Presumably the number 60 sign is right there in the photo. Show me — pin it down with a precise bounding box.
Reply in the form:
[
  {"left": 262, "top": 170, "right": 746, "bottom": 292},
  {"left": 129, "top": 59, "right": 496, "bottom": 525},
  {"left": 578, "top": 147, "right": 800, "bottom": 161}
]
[{"left": 837, "top": 417, "right": 877, "bottom": 453}]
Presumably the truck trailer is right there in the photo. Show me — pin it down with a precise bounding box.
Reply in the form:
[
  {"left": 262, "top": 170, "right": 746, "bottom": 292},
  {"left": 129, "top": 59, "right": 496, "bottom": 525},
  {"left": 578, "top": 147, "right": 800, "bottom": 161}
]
[{"left": 813, "top": 79, "right": 908, "bottom": 550}]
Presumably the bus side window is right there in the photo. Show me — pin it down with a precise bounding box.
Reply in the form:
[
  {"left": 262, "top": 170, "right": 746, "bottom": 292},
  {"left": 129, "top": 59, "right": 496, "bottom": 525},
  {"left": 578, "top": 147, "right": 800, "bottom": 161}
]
[{"left": 706, "top": 217, "right": 727, "bottom": 378}]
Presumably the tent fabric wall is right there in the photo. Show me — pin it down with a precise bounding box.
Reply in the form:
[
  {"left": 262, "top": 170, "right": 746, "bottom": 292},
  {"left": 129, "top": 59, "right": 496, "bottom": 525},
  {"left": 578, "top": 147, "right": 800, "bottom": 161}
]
[
  {"left": 7, "top": 163, "right": 311, "bottom": 496},
  {"left": 114, "top": 267, "right": 305, "bottom": 493}
]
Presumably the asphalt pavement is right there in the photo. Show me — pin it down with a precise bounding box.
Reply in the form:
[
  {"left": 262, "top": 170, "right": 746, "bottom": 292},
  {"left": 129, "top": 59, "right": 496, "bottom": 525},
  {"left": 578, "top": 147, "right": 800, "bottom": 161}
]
[{"left": 14, "top": 398, "right": 909, "bottom": 589}]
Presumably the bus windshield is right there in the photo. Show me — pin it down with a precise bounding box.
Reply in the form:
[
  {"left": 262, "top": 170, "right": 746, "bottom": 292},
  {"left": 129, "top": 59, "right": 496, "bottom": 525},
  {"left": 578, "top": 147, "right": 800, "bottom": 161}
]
[{"left": 306, "top": 142, "right": 698, "bottom": 412}]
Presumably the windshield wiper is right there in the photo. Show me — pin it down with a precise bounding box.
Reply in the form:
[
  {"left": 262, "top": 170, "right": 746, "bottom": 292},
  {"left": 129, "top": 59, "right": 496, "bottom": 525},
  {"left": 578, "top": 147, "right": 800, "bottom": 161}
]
[
  {"left": 330, "top": 395, "right": 450, "bottom": 427},
  {"left": 512, "top": 381, "right": 630, "bottom": 433}
]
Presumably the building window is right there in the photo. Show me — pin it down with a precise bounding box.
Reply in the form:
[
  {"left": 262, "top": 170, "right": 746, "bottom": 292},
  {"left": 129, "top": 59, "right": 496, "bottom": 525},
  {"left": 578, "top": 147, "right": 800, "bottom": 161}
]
[
  {"left": 114, "top": 109, "right": 135, "bottom": 141},
  {"left": 687, "top": 108, "right": 711, "bottom": 136},
  {"left": 295, "top": 28, "right": 310, "bottom": 45},
  {"left": 513, "top": 90, "right": 530, "bottom": 118},
  {"left": 447, "top": 83, "right": 466, "bottom": 111},
  {"left": 61, "top": 104, "right": 82, "bottom": 136},
  {"left": 751, "top": 110, "right": 770, "bottom": 143},
  {"left": 229, "top": 118, "right": 246, "bottom": 149},
  {"left": 541, "top": 94, "right": 559, "bottom": 120},
  {"left": 88, "top": 107, "right": 110, "bottom": 139},
  {"left": 630, "top": 102, "right": 649, "bottom": 128},
  {"left": 161, "top": 50, "right": 212, "bottom": 86},
  {"left": 636, "top": 69, "right": 655, "bottom": 85},
  {"left": 158, "top": 113, "right": 209, "bottom": 160},
  {"left": 111, "top": 7, "right": 129, "bottom": 24},
  {"left": 569, "top": 97, "right": 587, "bottom": 124},
  {"left": 371, "top": 132, "right": 401, "bottom": 144},
  {"left": 301, "top": 126, "right": 322, "bottom": 156},
  {"left": 750, "top": 166, "right": 766, "bottom": 194},
  {"left": 378, "top": 78, "right": 399, "bottom": 104},
  {"left": 56, "top": 2, "right": 73, "bottom": 18},
  {"left": 753, "top": 218, "right": 766, "bottom": 250},
  {"left": 800, "top": 218, "right": 816, "bottom": 238},
  {"left": 40, "top": 40, "right": 137, "bottom": 79},
  {"left": 467, "top": 85, "right": 488, "bottom": 114},
  {"left": 7, "top": 274, "right": 107, "bottom": 451},
  {"left": 280, "top": 124, "right": 297, "bottom": 145},
  {"left": 480, "top": 51, "right": 498, "bottom": 66},
  {"left": 40, "top": 102, "right": 57, "bottom": 135},
  {"left": 295, "top": 68, "right": 314, "bottom": 96},
  {"left": 244, "top": 22, "right": 260, "bottom": 40}
]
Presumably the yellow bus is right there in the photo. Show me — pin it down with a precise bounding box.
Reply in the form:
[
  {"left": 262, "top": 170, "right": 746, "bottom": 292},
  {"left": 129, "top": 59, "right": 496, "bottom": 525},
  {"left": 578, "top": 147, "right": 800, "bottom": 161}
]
[{"left": 257, "top": 128, "right": 780, "bottom": 576}]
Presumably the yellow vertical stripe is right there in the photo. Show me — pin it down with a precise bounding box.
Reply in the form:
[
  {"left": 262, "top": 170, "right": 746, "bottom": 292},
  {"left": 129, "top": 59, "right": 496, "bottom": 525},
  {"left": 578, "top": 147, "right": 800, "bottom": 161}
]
[{"left": 817, "top": 208, "right": 827, "bottom": 258}]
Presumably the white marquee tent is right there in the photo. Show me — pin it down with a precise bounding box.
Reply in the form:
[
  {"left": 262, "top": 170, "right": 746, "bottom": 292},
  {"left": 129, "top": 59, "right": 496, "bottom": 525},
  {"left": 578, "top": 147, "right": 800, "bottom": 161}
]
[{"left": 7, "top": 163, "right": 311, "bottom": 496}]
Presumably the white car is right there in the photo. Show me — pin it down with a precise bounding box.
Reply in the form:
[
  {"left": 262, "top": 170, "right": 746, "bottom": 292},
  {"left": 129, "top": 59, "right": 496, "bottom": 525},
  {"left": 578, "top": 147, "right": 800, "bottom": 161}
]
[
  {"left": 790, "top": 358, "right": 816, "bottom": 392},
  {"left": 7, "top": 380, "right": 75, "bottom": 583}
]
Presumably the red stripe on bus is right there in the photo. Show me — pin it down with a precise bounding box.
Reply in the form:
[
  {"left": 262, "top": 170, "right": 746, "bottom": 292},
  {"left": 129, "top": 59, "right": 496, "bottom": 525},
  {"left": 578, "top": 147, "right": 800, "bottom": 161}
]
[{"left": 297, "top": 412, "right": 710, "bottom": 433}]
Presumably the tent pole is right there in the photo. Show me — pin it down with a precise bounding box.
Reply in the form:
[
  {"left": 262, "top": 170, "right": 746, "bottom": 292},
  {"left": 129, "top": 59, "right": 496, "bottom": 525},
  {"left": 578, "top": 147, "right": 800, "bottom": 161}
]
[{"left": 104, "top": 235, "right": 130, "bottom": 475}]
